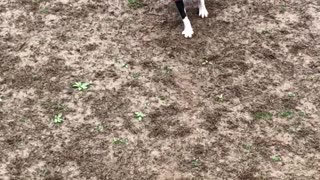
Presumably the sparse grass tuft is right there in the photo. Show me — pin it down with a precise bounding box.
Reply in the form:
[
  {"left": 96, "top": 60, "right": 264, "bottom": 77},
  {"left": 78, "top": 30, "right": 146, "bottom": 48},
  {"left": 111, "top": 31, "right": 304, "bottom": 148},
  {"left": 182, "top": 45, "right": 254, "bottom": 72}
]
[
  {"left": 243, "top": 144, "right": 252, "bottom": 150},
  {"left": 39, "top": 8, "right": 49, "bottom": 14},
  {"left": 279, "top": 111, "right": 294, "bottom": 119},
  {"left": 280, "top": 6, "right": 286, "bottom": 13},
  {"left": 252, "top": 111, "right": 272, "bottom": 120},
  {"left": 163, "top": 66, "right": 172, "bottom": 74},
  {"left": 128, "top": 0, "right": 143, "bottom": 9},
  {"left": 20, "top": 117, "right": 28, "bottom": 123},
  {"left": 131, "top": 72, "right": 141, "bottom": 79},
  {"left": 112, "top": 138, "right": 128, "bottom": 145},
  {"left": 191, "top": 159, "right": 201, "bottom": 168}
]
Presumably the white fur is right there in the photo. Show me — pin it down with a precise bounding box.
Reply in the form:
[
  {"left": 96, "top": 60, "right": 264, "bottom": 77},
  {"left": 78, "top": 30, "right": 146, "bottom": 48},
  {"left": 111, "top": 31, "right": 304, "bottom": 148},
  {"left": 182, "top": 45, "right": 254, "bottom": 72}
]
[
  {"left": 199, "top": 0, "right": 208, "bottom": 18},
  {"left": 181, "top": 0, "right": 208, "bottom": 38},
  {"left": 182, "top": 17, "right": 194, "bottom": 38}
]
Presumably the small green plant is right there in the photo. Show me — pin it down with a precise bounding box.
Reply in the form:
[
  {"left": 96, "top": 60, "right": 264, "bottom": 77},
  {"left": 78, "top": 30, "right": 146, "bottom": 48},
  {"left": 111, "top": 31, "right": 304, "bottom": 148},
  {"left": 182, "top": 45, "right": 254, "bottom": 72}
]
[
  {"left": 279, "top": 111, "right": 294, "bottom": 119},
  {"left": 288, "top": 92, "right": 296, "bottom": 98},
  {"left": 163, "top": 66, "right": 172, "bottom": 74},
  {"left": 112, "top": 138, "right": 128, "bottom": 145},
  {"left": 202, "top": 59, "right": 213, "bottom": 65},
  {"left": 191, "top": 159, "right": 201, "bottom": 168},
  {"left": 134, "top": 112, "right": 145, "bottom": 121},
  {"left": 20, "top": 117, "right": 28, "bottom": 123},
  {"left": 243, "top": 144, "right": 252, "bottom": 150},
  {"left": 252, "top": 111, "right": 273, "bottom": 120},
  {"left": 262, "top": 30, "right": 270, "bottom": 35},
  {"left": 72, "top": 82, "right": 90, "bottom": 91},
  {"left": 131, "top": 72, "right": 141, "bottom": 79},
  {"left": 280, "top": 6, "right": 286, "bottom": 13},
  {"left": 128, "top": 0, "right": 143, "bottom": 9},
  {"left": 53, "top": 113, "right": 63, "bottom": 124},
  {"left": 122, "top": 63, "right": 129, "bottom": 68},
  {"left": 96, "top": 124, "right": 104, "bottom": 132},
  {"left": 39, "top": 8, "right": 49, "bottom": 14},
  {"left": 159, "top": 96, "right": 167, "bottom": 101},
  {"left": 216, "top": 94, "right": 224, "bottom": 102},
  {"left": 271, "top": 155, "right": 281, "bottom": 162}
]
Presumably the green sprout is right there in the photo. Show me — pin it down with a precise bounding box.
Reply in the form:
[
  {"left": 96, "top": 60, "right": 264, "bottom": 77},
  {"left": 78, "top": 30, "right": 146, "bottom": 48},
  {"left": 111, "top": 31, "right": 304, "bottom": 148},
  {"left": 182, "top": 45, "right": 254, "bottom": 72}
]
[
  {"left": 134, "top": 112, "right": 145, "bottom": 121},
  {"left": 159, "top": 96, "right": 166, "bottom": 101},
  {"left": 163, "top": 66, "right": 172, "bottom": 74},
  {"left": 131, "top": 72, "right": 141, "bottom": 79},
  {"left": 112, "top": 138, "right": 128, "bottom": 145},
  {"left": 243, "top": 144, "right": 252, "bottom": 150},
  {"left": 288, "top": 92, "right": 296, "bottom": 98},
  {"left": 97, "top": 124, "right": 104, "bottom": 132},
  {"left": 216, "top": 94, "right": 224, "bottom": 102},
  {"left": 72, "top": 82, "right": 90, "bottom": 91},
  {"left": 279, "top": 111, "right": 294, "bottom": 119},
  {"left": 122, "top": 63, "right": 129, "bottom": 68},
  {"left": 271, "top": 155, "right": 282, "bottom": 162},
  {"left": 53, "top": 113, "right": 63, "bottom": 124},
  {"left": 191, "top": 159, "right": 201, "bottom": 168}
]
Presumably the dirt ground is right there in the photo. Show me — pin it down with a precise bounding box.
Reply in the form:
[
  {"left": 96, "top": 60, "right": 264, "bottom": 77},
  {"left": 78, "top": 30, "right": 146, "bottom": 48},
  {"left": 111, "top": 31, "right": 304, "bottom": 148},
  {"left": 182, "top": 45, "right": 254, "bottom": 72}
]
[{"left": 1, "top": 0, "right": 320, "bottom": 179}]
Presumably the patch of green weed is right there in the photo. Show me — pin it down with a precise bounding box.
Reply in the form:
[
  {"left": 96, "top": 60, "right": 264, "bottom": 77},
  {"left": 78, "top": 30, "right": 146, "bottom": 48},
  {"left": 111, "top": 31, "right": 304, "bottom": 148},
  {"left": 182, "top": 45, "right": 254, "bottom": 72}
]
[
  {"left": 128, "top": 0, "right": 143, "bottom": 9},
  {"left": 279, "top": 111, "right": 294, "bottom": 119},
  {"left": 271, "top": 155, "right": 281, "bottom": 162},
  {"left": 134, "top": 112, "right": 145, "bottom": 121},
  {"left": 191, "top": 159, "right": 201, "bottom": 168},
  {"left": 53, "top": 113, "right": 63, "bottom": 124},
  {"left": 252, "top": 111, "right": 273, "bottom": 120},
  {"left": 112, "top": 138, "right": 128, "bottom": 145},
  {"left": 287, "top": 92, "right": 296, "bottom": 98},
  {"left": 243, "top": 144, "right": 252, "bottom": 150},
  {"left": 163, "top": 66, "right": 172, "bottom": 74},
  {"left": 97, "top": 124, "right": 104, "bottom": 132},
  {"left": 159, "top": 96, "right": 167, "bottom": 101},
  {"left": 72, "top": 82, "right": 91, "bottom": 91},
  {"left": 131, "top": 72, "right": 141, "bottom": 79},
  {"left": 216, "top": 94, "right": 224, "bottom": 102},
  {"left": 39, "top": 8, "right": 49, "bottom": 14}
]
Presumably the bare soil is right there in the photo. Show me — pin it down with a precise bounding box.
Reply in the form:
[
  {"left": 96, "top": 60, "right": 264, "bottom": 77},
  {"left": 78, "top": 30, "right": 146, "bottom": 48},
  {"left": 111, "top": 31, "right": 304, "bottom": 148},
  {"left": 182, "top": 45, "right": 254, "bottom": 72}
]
[{"left": 1, "top": 0, "right": 320, "bottom": 179}]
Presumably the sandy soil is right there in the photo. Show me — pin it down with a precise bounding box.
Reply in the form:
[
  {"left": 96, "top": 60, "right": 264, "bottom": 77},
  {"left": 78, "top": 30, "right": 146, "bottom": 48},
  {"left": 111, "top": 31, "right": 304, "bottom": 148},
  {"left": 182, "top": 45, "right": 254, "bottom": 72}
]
[{"left": 1, "top": 0, "right": 320, "bottom": 179}]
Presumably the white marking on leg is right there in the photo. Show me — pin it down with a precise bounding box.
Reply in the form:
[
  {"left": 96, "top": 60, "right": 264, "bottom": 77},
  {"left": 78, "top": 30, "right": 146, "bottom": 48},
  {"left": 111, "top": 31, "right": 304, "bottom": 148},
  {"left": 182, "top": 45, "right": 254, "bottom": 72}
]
[
  {"left": 199, "top": 0, "right": 208, "bottom": 18},
  {"left": 182, "top": 16, "right": 193, "bottom": 38}
]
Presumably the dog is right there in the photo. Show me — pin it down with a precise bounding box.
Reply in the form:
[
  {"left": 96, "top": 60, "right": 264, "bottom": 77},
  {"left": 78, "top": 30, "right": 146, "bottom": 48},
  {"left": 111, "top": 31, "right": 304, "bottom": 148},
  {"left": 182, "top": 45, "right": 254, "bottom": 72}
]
[{"left": 175, "top": 0, "right": 208, "bottom": 38}]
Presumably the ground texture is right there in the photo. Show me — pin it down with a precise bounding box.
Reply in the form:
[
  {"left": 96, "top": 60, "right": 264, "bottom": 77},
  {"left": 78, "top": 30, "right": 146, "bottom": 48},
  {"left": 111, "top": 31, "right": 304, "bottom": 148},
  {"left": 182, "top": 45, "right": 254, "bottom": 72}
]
[{"left": 1, "top": 0, "right": 320, "bottom": 179}]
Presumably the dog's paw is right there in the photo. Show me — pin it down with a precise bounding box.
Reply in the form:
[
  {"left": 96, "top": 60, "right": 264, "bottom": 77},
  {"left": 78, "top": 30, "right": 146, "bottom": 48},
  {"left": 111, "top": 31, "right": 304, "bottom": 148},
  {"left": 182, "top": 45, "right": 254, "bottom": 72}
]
[
  {"left": 182, "top": 17, "right": 193, "bottom": 38},
  {"left": 182, "top": 27, "right": 194, "bottom": 38},
  {"left": 199, "top": 7, "right": 208, "bottom": 18}
]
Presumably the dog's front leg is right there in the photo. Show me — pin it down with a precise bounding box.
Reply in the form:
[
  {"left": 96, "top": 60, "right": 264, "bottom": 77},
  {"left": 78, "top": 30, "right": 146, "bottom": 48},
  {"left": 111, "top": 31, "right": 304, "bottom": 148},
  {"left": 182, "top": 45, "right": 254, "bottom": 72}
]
[
  {"left": 175, "top": 0, "right": 193, "bottom": 38},
  {"left": 199, "top": 0, "right": 208, "bottom": 18}
]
